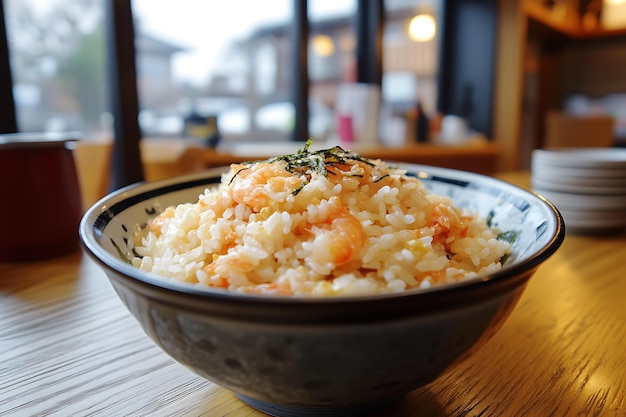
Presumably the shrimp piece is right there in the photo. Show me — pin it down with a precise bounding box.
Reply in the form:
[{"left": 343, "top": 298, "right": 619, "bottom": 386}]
[
  {"left": 146, "top": 206, "right": 175, "bottom": 236},
  {"left": 310, "top": 197, "right": 367, "bottom": 268},
  {"left": 229, "top": 163, "right": 303, "bottom": 212},
  {"left": 430, "top": 203, "right": 469, "bottom": 245},
  {"left": 245, "top": 282, "right": 294, "bottom": 296},
  {"left": 200, "top": 256, "right": 254, "bottom": 288}
]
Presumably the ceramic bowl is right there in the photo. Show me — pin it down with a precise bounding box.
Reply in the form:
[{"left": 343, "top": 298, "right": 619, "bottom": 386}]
[{"left": 79, "top": 164, "right": 564, "bottom": 417}]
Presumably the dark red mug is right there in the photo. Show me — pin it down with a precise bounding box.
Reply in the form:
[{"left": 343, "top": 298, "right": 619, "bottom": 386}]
[{"left": 0, "top": 132, "right": 83, "bottom": 261}]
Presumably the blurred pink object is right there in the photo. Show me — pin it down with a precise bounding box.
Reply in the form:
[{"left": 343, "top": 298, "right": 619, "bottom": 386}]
[
  {"left": 337, "top": 114, "right": 354, "bottom": 143},
  {"left": 335, "top": 83, "right": 380, "bottom": 145}
]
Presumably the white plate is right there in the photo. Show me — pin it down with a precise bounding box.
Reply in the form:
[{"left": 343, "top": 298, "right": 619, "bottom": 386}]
[
  {"left": 561, "top": 213, "right": 626, "bottom": 232},
  {"left": 533, "top": 187, "right": 626, "bottom": 210},
  {"left": 558, "top": 206, "right": 626, "bottom": 233},
  {"left": 531, "top": 176, "right": 626, "bottom": 195},
  {"left": 558, "top": 207, "right": 626, "bottom": 223},
  {"left": 532, "top": 148, "right": 626, "bottom": 170},
  {"left": 531, "top": 163, "right": 626, "bottom": 182}
]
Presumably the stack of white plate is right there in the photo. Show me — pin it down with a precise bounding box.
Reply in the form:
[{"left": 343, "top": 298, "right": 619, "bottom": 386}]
[{"left": 531, "top": 148, "right": 626, "bottom": 233}]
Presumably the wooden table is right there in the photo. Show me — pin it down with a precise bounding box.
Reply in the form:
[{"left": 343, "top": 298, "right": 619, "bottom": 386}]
[{"left": 2, "top": 171, "right": 625, "bottom": 417}]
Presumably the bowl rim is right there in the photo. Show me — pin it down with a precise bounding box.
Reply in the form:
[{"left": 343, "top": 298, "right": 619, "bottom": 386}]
[{"left": 79, "top": 164, "right": 565, "bottom": 308}]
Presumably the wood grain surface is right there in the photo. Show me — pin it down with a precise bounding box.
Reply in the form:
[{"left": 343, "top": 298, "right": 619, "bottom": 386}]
[{"left": 1, "top": 171, "right": 625, "bottom": 417}]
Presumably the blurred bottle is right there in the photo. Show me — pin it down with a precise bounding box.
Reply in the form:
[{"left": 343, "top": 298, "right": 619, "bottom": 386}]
[
  {"left": 415, "top": 101, "right": 430, "bottom": 143},
  {"left": 184, "top": 112, "right": 221, "bottom": 148}
]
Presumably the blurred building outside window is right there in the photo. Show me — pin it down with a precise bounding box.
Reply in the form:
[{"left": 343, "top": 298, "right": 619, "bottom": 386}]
[
  {"left": 307, "top": 0, "right": 357, "bottom": 143},
  {"left": 132, "top": 0, "right": 295, "bottom": 144},
  {"left": 5, "top": 0, "right": 440, "bottom": 147},
  {"left": 5, "top": 0, "right": 110, "bottom": 140}
]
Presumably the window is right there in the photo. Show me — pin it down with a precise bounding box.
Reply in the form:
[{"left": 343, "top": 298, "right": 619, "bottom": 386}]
[
  {"left": 308, "top": 0, "right": 357, "bottom": 142},
  {"left": 4, "top": 0, "right": 109, "bottom": 139},
  {"left": 2, "top": 1, "right": 494, "bottom": 150},
  {"left": 132, "top": 0, "right": 293, "bottom": 143}
]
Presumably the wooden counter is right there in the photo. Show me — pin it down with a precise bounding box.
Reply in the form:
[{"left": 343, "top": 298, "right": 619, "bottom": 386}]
[
  {"left": 202, "top": 140, "right": 500, "bottom": 175},
  {"left": 72, "top": 139, "right": 500, "bottom": 209}
]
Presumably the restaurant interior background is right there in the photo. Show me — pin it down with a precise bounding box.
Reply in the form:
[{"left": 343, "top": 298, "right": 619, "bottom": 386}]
[{"left": 1, "top": 0, "right": 626, "bottom": 194}]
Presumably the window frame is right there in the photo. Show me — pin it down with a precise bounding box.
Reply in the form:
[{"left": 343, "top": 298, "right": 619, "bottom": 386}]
[{"left": 0, "top": 0, "right": 17, "bottom": 133}]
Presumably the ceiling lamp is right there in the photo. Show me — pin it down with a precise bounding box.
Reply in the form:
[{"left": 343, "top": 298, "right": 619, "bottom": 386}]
[
  {"left": 311, "top": 34, "right": 335, "bottom": 58},
  {"left": 603, "top": 0, "right": 626, "bottom": 29},
  {"left": 408, "top": 14, "right": 436, "bottom": 42}
]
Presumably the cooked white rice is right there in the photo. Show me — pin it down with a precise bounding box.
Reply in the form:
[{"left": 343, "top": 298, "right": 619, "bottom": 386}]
[{"left": 132, "top": 145, "right": 510, "bottom": 296}]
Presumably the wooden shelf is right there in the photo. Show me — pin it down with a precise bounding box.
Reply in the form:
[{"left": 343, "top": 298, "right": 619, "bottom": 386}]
[
  {"left": 523, "top": 0, "right": 626, "bottom": 39},
  {"left": 577, "top": 26, "right": 626, "bottom": 39},
  {"left": 523, "top": 1, "right": 580, "bottom": 38}
]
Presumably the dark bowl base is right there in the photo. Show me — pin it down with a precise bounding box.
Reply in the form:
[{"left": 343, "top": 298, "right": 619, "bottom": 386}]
[{"left": 235, "top": 393, "right": 400, "bottom": 417}]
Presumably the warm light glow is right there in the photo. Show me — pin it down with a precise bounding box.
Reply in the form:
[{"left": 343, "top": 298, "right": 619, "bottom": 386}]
[
  {"left": 408, "top": 14, "right": 436, "bottom": 42},
  {"left": 602, "top": 0, "right": 626, "bottom": 29},
  {"left": 311, "top": 34, "right": 335, "bottom": 57}
]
